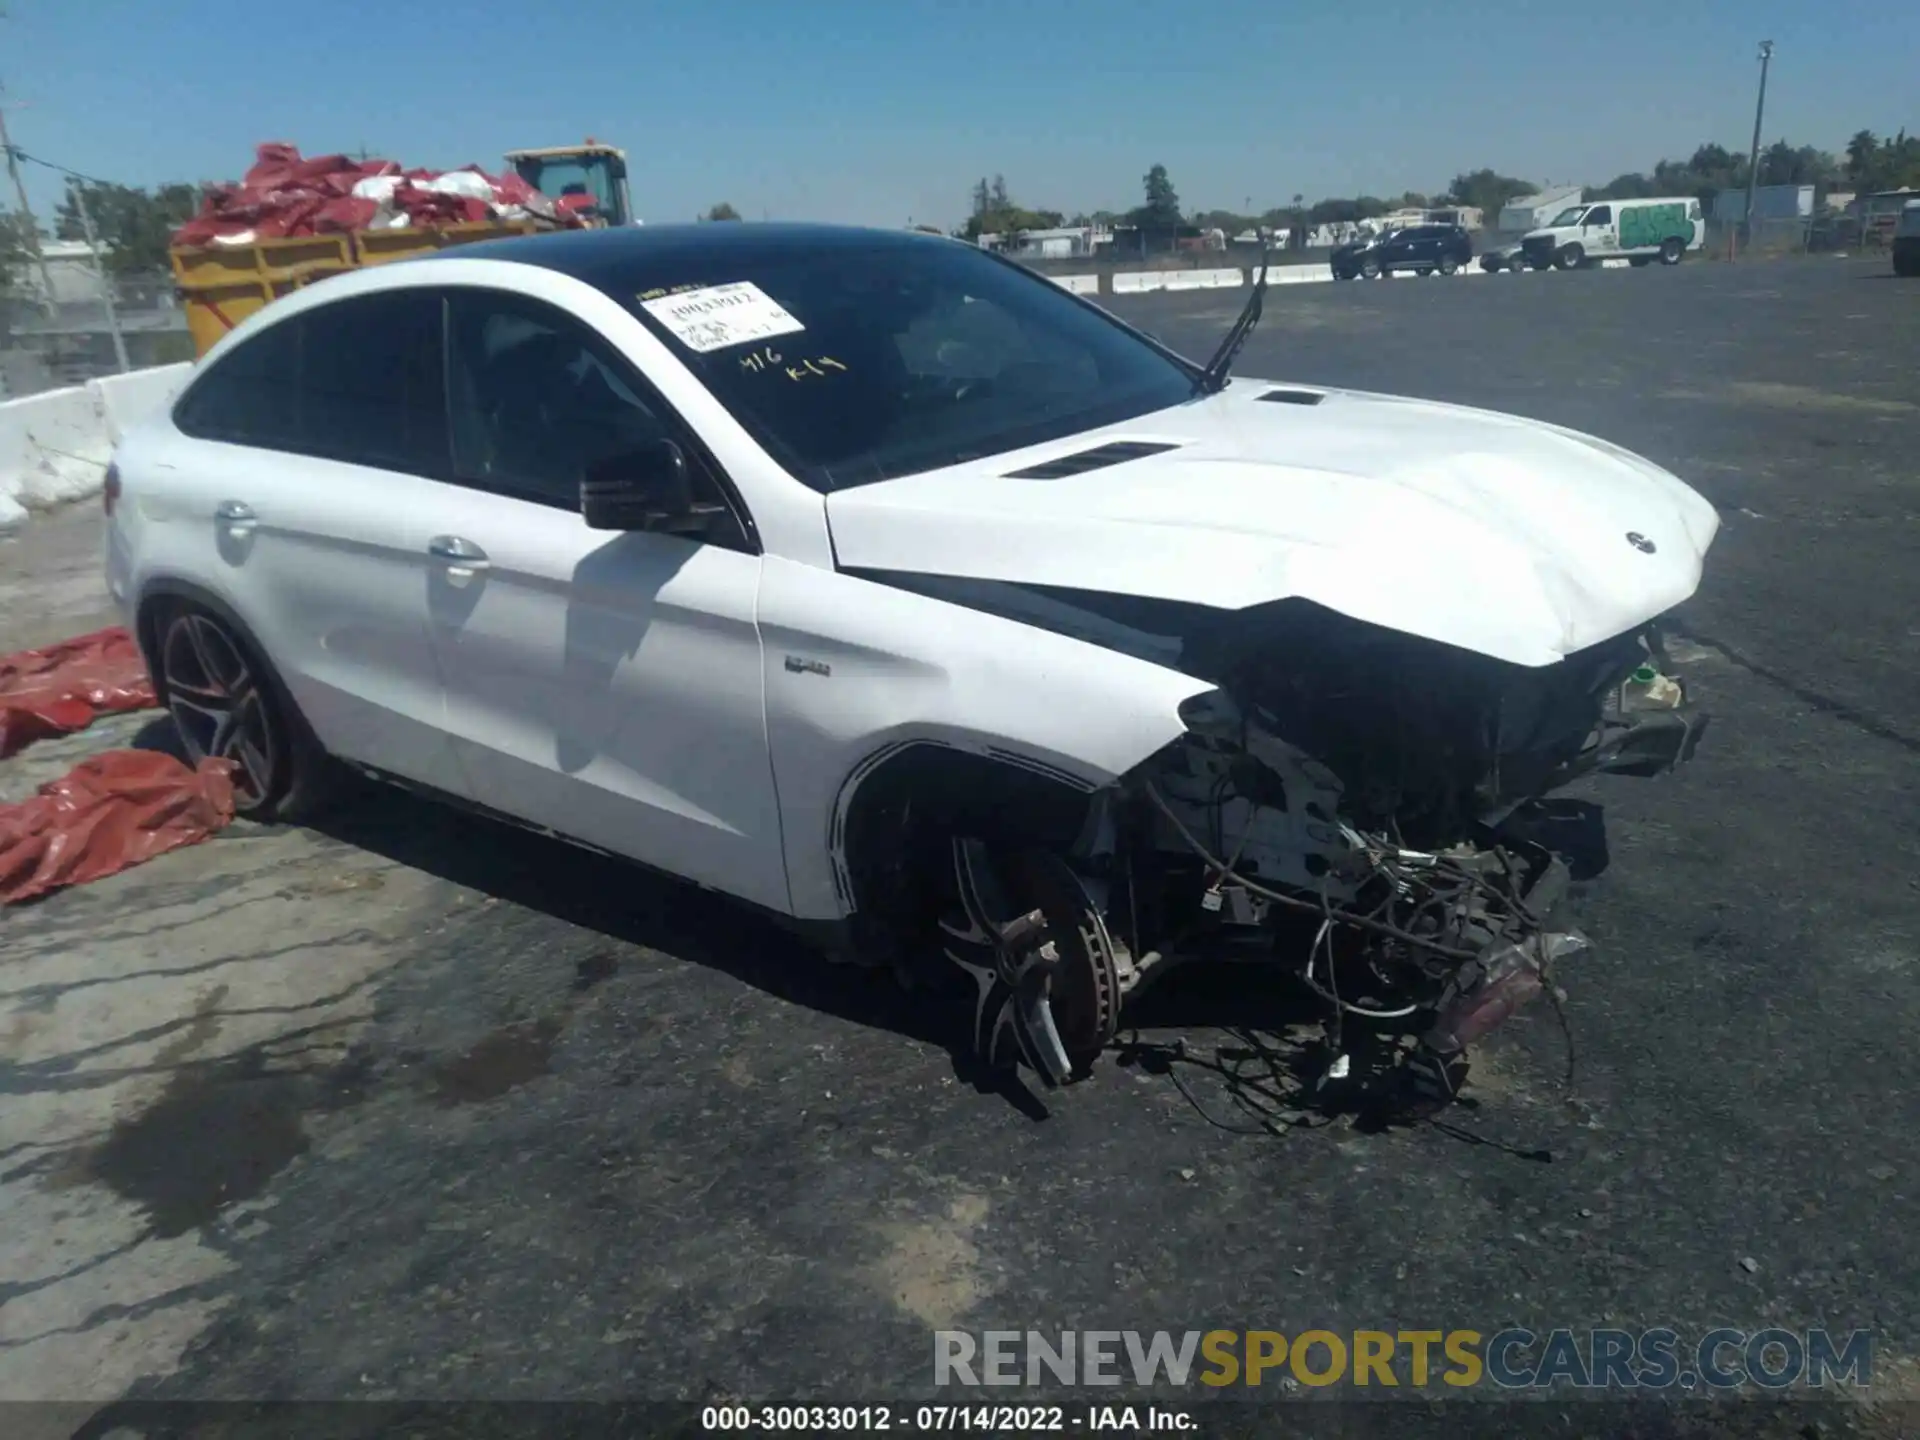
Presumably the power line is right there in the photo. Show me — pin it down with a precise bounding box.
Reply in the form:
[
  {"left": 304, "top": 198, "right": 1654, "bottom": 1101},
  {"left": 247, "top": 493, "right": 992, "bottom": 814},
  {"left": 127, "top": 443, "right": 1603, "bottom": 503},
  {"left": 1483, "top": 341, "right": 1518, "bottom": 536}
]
[{"left": 4, "top": 142, "right": 119, "bottom": 190}]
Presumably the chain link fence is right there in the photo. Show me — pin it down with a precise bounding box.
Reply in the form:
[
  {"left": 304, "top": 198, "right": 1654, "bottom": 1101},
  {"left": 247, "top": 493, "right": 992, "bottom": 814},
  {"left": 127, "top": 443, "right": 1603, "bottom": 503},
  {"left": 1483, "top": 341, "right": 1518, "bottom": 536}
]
[{"left": 2, "top": 270, "right": 192, "bottom": 401}]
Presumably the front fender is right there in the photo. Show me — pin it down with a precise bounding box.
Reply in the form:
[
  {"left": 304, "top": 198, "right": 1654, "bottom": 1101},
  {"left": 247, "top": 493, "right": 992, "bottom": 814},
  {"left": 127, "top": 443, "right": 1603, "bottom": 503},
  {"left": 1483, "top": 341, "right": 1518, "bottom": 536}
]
[{"left": 757, "top": 557, "right": 1210, "bottom": 920}]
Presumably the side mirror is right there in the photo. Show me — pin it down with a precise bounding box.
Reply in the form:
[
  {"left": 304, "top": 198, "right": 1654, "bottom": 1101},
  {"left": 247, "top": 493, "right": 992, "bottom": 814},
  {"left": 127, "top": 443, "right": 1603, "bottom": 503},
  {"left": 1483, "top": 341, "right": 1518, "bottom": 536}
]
[{"left": 580, "top": 440, "right": 709, "bottom": 535}]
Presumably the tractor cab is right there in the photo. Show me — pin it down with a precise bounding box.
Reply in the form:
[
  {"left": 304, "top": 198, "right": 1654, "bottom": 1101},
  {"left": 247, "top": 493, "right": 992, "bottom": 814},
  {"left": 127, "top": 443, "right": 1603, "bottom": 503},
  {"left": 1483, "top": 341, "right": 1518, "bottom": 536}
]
[{"left": 504, "top": 141, "right": 634, "bottom": 227}]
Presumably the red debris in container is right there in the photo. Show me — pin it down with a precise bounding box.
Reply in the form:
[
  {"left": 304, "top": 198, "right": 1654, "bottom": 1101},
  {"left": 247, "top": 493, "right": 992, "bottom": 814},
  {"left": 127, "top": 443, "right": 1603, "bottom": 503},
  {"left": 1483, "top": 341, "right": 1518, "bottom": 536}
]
[
  {"left": 0, "top": 751, "right": 237, "bottom": 905},
  {"left": 170, "top": 142, "right": 583, "bottom": 246},
  {"left": 0, "top": 627, "right": 159, "bottom": 760}
]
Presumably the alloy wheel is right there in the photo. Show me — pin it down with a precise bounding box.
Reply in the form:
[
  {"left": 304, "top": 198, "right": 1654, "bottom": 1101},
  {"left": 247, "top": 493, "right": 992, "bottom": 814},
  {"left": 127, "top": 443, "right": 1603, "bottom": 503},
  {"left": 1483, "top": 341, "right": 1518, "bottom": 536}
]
[{"left": 161, "top": 611, "right": 281, "bottom": 810}]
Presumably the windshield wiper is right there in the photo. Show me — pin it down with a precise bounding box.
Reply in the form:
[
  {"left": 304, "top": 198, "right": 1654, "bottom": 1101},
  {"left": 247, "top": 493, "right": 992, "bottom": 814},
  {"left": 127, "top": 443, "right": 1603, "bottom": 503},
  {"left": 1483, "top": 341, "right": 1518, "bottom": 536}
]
[{"left": 1194, "top": 229, "right": 1271, "bottom": 395}]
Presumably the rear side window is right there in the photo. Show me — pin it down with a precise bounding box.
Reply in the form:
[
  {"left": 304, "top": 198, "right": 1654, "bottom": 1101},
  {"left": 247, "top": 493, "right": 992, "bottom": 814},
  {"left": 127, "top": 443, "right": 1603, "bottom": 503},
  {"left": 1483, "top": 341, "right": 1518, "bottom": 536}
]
[
  {"left": 174, "top": 290, "right": 450, "bottom": 476},
  {"left": 172, "top": 315, "right": 301, "bottom": 449}
]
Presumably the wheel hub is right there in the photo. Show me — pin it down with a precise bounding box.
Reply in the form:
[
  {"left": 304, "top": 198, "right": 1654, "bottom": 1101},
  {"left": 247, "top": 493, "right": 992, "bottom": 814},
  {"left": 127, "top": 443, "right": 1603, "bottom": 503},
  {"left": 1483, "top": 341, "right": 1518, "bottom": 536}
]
[{"left": 940, "top": 840, "right": 1120, "bottom": 1087}]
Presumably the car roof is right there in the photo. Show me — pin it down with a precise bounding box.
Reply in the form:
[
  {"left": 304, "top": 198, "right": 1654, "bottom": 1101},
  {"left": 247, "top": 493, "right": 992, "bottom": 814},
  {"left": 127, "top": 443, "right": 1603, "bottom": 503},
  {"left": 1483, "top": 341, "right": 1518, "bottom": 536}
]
[{"left": 429, "top": 221, "right": 949, "bottom": 288}]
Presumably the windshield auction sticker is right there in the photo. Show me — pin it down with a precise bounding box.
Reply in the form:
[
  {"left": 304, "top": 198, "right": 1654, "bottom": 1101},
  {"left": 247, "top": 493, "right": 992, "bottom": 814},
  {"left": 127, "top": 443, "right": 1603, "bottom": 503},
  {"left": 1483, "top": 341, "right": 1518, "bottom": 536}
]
[{"left": 641, "top": 281, "right": 806, "bottom": 353}]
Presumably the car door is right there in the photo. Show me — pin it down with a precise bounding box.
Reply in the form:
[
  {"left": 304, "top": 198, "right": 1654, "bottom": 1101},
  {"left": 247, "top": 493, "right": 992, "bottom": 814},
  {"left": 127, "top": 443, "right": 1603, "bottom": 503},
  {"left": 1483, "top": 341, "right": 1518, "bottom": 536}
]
[
  {"left": 167, "top": 289, "right": 465, "bottom": 792},
  {"left": 425, "top": 287, "right": 789, "bottom": 913},
  {"left": 1582, "top": 204, "right": 1618, "bottom": 255}
]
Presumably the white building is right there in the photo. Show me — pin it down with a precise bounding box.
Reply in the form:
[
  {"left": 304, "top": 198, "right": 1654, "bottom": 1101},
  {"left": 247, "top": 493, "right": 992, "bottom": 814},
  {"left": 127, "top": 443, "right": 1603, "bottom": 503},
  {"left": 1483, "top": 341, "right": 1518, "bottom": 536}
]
[
  {"left": 1497, "top": 186, "right": 1585, "bottom": 234},
  {"left": 5, "top": 239, "right": 112, "bottom": 307},
  {"left": 974, "top": 226, "right": 1111, "bottom": 259}
]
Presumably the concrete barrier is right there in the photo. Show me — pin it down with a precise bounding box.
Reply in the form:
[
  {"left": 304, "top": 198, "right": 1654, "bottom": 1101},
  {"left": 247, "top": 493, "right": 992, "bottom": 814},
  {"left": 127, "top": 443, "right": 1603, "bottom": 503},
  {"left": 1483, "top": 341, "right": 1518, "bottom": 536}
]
[
  {"left": 0, "top": 362, "right": 191, "bottom": 531},
  {"left": 1050, "top": 274, "right": 1101, "bottom": 295}
]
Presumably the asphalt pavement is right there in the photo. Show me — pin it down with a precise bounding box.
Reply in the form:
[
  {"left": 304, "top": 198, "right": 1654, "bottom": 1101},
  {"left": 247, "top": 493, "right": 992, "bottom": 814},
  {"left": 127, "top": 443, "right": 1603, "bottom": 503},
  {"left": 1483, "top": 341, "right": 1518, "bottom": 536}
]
[{"left": 2, "top": 254, "right": 1916, "bottom": 1438}]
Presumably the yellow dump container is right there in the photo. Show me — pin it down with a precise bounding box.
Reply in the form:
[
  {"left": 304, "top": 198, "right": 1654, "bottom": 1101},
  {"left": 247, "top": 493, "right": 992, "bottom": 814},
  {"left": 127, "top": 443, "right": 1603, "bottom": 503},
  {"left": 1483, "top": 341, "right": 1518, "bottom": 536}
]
[
  {"left": 172, "top": 222, "right": 545, "bottom": 357},
  {"left": 355, "top": 219, "right": 541, "bottom": 265}
]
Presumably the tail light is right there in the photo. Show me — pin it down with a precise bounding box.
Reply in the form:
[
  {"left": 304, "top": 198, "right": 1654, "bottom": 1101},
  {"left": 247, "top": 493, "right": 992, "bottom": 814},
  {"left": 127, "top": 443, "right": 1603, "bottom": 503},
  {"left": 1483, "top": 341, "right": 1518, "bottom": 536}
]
[{"left": 102, "top": 463, "right": 122, "bottom": 517}]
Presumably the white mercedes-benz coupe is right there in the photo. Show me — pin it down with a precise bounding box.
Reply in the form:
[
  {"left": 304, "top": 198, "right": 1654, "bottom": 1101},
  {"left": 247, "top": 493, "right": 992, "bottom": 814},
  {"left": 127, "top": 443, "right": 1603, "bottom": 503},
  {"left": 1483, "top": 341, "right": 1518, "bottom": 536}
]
[{"left": 106, "top": 223, "right": 1718, "bottom": 1112}]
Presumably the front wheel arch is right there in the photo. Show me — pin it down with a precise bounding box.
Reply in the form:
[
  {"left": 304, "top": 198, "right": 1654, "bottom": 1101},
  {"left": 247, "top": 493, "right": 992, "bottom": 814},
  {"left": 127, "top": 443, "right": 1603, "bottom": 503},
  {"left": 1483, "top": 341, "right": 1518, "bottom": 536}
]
[{"left": 833, "top": 741, "right": 1098, "bottom": 969}]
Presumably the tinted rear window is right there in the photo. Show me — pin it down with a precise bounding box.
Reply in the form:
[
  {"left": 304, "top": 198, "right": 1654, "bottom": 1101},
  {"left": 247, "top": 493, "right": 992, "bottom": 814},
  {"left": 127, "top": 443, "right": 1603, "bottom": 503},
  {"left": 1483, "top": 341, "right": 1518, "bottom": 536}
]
[{"left": 175, "top": 290, "right": 449, "bottom": 475}]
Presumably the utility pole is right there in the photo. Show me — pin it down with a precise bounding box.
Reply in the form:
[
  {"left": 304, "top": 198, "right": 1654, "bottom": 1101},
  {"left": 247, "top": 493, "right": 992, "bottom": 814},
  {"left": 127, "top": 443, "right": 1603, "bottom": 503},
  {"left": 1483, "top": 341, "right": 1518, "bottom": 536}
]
[
  {"left": 69, "top": 180, "right": 129, "bottom": 372},
  {"left": 1742, "top": 40, "right": 1775, "bottom": 250},
  {"left": 0, "top": 82, "right": 58, "bottom": 316}
]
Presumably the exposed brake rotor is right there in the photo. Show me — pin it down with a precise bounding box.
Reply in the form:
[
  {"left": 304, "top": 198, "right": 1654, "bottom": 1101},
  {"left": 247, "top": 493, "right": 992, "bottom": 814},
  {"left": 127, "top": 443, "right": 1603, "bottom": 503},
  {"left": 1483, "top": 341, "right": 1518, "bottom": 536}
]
[{"left": 939, "top": 839, "right": 1121, "bottom": 1087}]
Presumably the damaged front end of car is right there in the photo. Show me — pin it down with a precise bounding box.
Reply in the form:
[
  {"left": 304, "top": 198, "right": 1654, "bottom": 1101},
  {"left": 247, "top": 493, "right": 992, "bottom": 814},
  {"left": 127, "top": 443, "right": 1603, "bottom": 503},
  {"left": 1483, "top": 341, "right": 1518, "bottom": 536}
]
[{"left": 936, "top": 600, "right": 1708, "bottom": 1117}]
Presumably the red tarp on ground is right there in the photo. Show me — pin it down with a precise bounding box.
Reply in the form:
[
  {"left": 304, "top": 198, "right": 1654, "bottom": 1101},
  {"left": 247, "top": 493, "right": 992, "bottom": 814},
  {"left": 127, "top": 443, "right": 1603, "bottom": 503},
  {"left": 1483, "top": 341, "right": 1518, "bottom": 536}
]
[
  {"left": 0, "top": 627, "right": 159, "bottom": 761},
  {"left": 0, "top": 751, "right": 237, "bottom": 905},
  {"left": 172, "top": 141, "right": 584, "bottom": 246}
]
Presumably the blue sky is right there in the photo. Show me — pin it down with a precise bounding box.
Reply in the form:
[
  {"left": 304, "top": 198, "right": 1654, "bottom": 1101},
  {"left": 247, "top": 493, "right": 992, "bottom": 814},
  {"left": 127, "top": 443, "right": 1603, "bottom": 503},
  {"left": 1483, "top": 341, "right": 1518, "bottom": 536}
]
[{"left": 2, "top": 0, "right": 1912, "bottom": 227}]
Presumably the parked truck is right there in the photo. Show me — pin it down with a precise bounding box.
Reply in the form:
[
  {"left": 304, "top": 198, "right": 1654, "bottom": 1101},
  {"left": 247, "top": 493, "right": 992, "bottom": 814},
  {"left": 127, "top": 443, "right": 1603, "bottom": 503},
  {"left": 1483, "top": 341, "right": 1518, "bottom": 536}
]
[
  {"left": 1520, "top": 196, "right": 1704, "bottom": 271},
  {"left": 172, "top": 141, "right": 631, "bottom": 359}
]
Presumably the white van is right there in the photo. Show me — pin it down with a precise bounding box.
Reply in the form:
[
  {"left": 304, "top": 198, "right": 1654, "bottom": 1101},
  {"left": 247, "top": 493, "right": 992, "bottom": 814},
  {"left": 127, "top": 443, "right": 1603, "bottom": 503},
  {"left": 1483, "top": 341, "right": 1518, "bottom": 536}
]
[{"left": 1520, "top": 197, "right": 1705, "bottom": 271}]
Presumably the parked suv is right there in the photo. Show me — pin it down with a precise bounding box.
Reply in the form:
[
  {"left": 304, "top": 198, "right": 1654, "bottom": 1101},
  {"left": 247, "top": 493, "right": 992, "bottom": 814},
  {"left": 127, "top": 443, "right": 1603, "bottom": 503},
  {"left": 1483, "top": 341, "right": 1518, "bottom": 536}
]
[
  {"left": 1330, "top": 224, "right": 1474, "bottom": 279},
  {"left": 1894, "top": 199, "right": 1920, "bottom": 278}
]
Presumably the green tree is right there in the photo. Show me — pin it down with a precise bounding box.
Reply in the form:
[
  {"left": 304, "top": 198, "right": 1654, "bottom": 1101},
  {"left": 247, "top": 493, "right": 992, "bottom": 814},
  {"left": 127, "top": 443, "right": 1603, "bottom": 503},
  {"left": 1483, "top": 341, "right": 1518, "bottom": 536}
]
[
  {"left": 1130, "top": 163, "right": 1181, "bottom": 228},
  {"left": 1845, "top": 130, "right": 1879, "bottom": 184},
  {"left": 704, "top": 202, "right": 742, "bottom": 221},
  {"left": 1844, "top": 131, "right": 1920, "bottom": 191},
  {"left": 1758, "top": 140, "right": 1837, "bottom": 186},
  {"left": 54, "top": 180, "right": 199, "bottom": 274},
  {"left": 0, "top": 208, "right": 35, "bottom": 296},
  {"left": 1589, "top": 172, "right": 1658, "bottom": 200},
  {"left": 961, "top": 175, "right": 1062, "bottom": 242},
  {"left": 1445, "top": 169, "right": 1535, "bottom": 219}
]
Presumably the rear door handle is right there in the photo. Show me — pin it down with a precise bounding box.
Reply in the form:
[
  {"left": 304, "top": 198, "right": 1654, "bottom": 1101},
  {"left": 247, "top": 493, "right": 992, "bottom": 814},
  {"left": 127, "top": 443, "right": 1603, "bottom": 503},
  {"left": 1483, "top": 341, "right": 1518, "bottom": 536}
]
[{"left": 428, "top": 535, "right": 490, "bottom": 573}]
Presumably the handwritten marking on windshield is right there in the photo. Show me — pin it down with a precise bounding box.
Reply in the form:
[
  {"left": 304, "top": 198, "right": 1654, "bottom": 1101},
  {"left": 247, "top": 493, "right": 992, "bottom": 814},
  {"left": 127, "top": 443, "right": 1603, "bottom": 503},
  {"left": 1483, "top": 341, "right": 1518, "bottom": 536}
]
[{"left": 739, "top": 346, "right": 846, "bottom": 380}]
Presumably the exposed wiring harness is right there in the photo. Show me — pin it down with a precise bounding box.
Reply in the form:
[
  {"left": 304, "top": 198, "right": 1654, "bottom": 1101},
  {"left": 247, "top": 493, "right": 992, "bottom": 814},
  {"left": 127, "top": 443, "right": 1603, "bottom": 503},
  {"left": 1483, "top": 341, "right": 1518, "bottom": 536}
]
[{"left": 1142, "top": 779, "right": 1483, "bottom": 962}]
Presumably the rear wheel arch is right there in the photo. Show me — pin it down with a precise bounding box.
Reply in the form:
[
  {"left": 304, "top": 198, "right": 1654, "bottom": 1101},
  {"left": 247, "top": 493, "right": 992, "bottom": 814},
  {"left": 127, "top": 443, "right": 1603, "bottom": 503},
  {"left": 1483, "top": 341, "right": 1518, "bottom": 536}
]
[
  {"left": 135, "top": 577, "right": 335, "bottom": 820},
  {"left": 135, "top": 578, "right": 264, "bottom": 690}
]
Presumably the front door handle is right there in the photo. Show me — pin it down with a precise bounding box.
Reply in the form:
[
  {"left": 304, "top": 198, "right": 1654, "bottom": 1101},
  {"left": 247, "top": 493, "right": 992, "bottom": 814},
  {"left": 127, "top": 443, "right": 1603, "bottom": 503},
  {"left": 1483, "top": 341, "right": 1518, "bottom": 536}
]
[
  {"left": 428, "top": 535, "right": 490, "bottom": 574},
  {"left": 215, "top": 500, "right": 256, "bottom": 526}
]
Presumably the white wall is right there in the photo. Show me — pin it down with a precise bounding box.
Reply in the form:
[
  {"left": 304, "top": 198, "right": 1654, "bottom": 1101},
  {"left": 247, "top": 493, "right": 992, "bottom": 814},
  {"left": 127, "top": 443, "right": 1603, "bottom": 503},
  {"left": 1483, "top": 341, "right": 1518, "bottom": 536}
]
[{"left": 0, "top": 362, "right": 191, "bottom": 532}]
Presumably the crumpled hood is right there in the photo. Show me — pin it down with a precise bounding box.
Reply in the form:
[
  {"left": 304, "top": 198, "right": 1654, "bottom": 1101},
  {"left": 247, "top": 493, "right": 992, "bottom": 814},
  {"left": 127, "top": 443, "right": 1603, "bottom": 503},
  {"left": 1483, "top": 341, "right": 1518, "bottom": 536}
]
[{"left": 823, "top": 380, "right": 1721, "bottom": 668}]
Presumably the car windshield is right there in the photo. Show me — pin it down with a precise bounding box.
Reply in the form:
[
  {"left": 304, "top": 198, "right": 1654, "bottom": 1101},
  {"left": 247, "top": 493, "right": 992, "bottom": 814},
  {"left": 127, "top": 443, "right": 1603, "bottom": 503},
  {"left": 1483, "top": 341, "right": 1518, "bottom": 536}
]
[
  {"left": 1548, "top": 206, "right": 1589, "bottom": 227},
  {"left": 615, "top": 238, "right": 1200, "bottom": 492}
]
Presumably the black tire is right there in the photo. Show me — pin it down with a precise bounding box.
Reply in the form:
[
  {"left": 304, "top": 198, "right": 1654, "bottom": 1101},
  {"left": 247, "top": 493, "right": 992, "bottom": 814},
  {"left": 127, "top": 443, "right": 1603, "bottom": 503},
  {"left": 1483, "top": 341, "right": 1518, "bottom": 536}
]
[
  {"left": 1507, "top": 255, "right": 1529, "bottom": 272},
  {"left": 1556, "top": 243, "right": 1585, "bottom": 270},
  {"left": 1439, "top": 254, "right": 1459, "bottom": 275},
  {"left": 1360, "top": 257, "right": 1381, "bottom": 279},
  {"left": 1659, "top": 237, "right": 1684, "bottom": 265},
  {"left": 152, "top": 602, "right": 336, "bottom": 823},
  {"left": 1332, "top": 269, "right": 1351, "bottom": 281}
]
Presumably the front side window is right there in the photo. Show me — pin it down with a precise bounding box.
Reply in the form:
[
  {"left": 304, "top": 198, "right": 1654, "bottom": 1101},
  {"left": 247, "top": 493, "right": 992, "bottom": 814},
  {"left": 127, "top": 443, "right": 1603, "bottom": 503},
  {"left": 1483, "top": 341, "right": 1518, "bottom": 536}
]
[
  {"left": 609, "top": 238, "right": 1199, "bottom": 492},
  {"left": 445, "top": 290, "right": 673, "bottom": 508},
  {"left": 173, "top": 289, "right": 448, "bottom": 476},
  {"left": 1548, "top": 206, "right": 1588, "bottom": 227}
]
